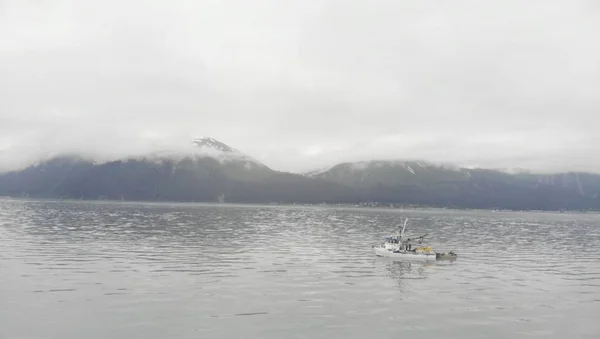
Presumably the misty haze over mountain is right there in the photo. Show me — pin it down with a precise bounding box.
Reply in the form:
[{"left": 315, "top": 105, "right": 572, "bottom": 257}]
[{"left": 2, "top": 1, "right": 599, "bottom": 174}]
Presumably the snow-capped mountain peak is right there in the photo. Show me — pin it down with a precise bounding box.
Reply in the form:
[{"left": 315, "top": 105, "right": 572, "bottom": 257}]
[
  {"left": 188, "top": 136, "right": 266, "bottom": 168},
  {"left": 191, "top": 137, "right": 236, "bottom": 152},
  {"left": 125, "top": 136, "right": 269, "bottom": 172}
]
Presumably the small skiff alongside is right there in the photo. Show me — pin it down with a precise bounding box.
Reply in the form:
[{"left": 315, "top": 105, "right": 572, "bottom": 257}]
[{"left": 435, "top": 251, "right": 457, "bottom": 260}]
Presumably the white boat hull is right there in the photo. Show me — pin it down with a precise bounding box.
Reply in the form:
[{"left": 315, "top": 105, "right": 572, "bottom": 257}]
[
  {"left": 383, "top": 243, "right": 400, "bottom": 251},
  {"left": 373, "top": 246, "right": 437, "bottom": 261}
]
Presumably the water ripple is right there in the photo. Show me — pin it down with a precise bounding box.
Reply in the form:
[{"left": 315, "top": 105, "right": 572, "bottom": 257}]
[{"left": 1, "top": 199, "right": 600, "bottom": 338}]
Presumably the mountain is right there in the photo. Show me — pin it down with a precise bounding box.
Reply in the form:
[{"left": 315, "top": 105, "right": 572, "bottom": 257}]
[
  {"left": 0, "top": 137, "right": 359, "bottom": 204},
  {"left": 2, "top": 139, "right": 600, "bottom": 210},
  {"left": 307, "top": 160, "right": 466, "bottom": 188},
  {"left": 308, "top": 160, "right": 600, "bottom": 210}
]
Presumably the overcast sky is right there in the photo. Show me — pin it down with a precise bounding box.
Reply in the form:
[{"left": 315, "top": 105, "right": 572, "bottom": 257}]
[{"left": 1, "top": 0, "right": 599, "bottom": 173}]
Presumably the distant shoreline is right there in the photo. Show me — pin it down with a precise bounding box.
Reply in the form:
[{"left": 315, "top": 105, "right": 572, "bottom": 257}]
[{"left": 1, "top": 196, "right": 597, "bottom": 214}]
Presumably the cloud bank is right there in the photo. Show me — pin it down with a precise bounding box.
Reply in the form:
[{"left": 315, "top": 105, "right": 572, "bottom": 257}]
[{"left": 1, "top": 0, "right": 599, "bottom": 173}]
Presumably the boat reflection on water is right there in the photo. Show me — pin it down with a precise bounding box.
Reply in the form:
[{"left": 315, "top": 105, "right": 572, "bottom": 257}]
[
  {"left": 381, "top": 260, "right": 426, "bottom": 292},
  {"left": 381, "top": 257, "right": 457, "bottom": 292},
  {"left": 384, "top": 260, "right": 433, "bottom": 280}
]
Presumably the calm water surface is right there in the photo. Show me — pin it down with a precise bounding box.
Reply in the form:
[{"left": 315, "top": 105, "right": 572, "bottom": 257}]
[{"left": 1, "top": 199, "right": 599, "bottom": 338}]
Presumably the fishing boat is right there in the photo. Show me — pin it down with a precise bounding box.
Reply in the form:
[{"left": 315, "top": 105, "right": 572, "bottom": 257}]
[{"left": 373, "top": 218, "right": 454, "bottom": 261}]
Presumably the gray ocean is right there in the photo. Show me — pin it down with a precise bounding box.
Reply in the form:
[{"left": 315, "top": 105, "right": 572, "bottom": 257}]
[{"left": 1, "top": 199, "right": 599, "bottom": 339}]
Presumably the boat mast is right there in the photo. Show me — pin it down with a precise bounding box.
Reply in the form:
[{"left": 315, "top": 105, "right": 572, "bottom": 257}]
[{"left": 400, "top": 218, "right": 408, "bottom": 241}]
